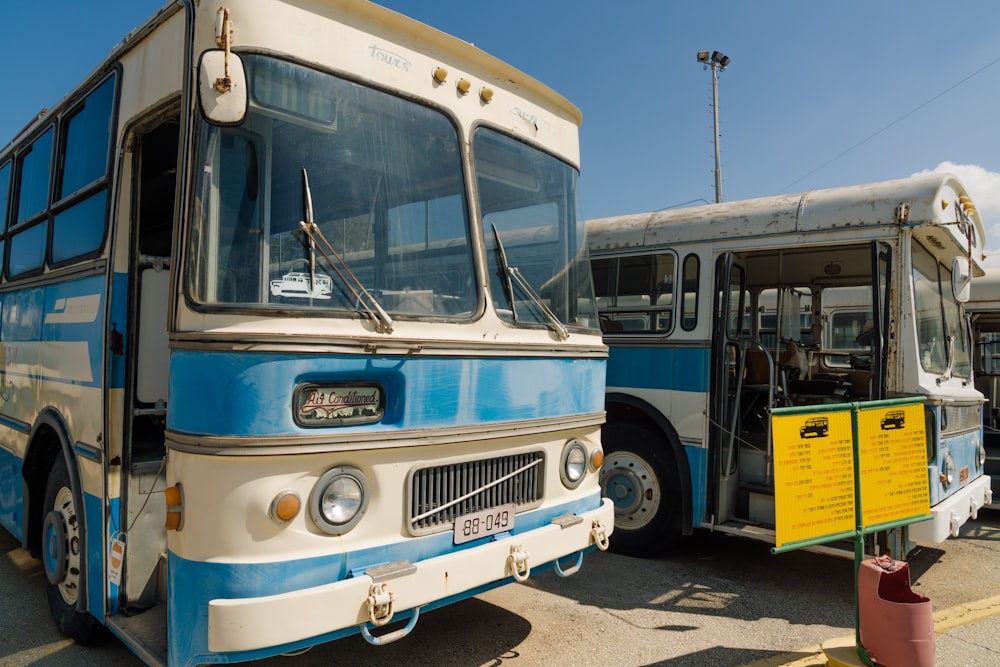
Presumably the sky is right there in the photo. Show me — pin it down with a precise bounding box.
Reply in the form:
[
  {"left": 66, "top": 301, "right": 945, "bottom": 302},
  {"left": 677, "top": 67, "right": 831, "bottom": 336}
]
[{"left": 3, "top": 1, "right": 1000, "bottom": 261}]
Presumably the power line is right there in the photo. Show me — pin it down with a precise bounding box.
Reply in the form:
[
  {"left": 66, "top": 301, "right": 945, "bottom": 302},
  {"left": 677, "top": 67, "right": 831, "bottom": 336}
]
[{"left": 780, "top": 54, "right": 1000, "bottom": 193}]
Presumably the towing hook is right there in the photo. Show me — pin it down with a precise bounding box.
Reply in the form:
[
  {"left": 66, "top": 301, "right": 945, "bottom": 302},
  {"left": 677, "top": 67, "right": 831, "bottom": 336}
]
[
  {"left": 507, "top": 544, "right": 530, "bottom": 582},
  {"left": 366, "top": 582, "right": 395, "bottom": 626},
  {"left": 591, "top": 519, "right": 610, "bottom": 551}
]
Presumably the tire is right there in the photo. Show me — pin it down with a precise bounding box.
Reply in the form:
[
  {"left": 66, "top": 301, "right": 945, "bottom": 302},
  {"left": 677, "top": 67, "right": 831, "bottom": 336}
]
[
  {"left": 599, "top": 422, "right": 683, "bottom": 557},
  {"left": 42, "top": 455, "right": 100, "bottom": 644}
]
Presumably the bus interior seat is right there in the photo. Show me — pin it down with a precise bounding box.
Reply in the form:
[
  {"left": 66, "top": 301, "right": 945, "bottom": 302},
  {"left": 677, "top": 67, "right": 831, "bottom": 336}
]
[
  {"left": 600, "top": 317, "right": 624, "bottom": 333},
  {"left": 743, "top": 346, "right": 771, "bottom": 386},
  {"left": 778, "top": 340, "right": 808, "bottom": 380}
]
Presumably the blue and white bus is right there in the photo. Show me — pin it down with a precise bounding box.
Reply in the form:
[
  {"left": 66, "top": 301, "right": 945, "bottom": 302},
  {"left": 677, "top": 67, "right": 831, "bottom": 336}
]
[
  {"left": 0, "top": 1, "right": 613, "bottom": 665},
  {"left": 588, "top": 174, "right": 991, "bottom": 557}
]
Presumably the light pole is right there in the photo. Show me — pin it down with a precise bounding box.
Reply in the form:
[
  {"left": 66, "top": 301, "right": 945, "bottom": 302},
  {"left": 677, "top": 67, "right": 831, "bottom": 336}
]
[{"left": 697, "top": 50, "right": 730, "bottom": 203}]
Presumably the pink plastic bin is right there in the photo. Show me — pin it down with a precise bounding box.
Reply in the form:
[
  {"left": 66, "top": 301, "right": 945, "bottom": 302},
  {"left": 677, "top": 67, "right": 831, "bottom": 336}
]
[{"left": 858, "top": 556, "right": 934, "bottom": 667}]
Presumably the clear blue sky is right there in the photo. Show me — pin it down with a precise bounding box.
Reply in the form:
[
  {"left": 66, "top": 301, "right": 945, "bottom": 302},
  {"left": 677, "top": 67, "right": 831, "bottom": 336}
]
[{"left": 3, "top": 1, "right": 1000, "bottom": 257}]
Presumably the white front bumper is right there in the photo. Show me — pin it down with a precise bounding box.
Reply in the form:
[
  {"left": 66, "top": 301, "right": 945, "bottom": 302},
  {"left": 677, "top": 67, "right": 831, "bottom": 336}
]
[
  {"left": 908, "top": 474, "right": 992, "bottom": 544},
  {"left": 207, "top": 498, "right": 614, "bottom": 653}
]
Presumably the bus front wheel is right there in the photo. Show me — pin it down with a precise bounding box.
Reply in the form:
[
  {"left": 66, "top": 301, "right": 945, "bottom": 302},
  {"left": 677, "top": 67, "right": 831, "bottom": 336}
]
[
  {"left": 42, "top": 455, "right": 99, "bottom": 644},
  {"left": 600, "top": 422, "right": 682, "bottom": 557}
]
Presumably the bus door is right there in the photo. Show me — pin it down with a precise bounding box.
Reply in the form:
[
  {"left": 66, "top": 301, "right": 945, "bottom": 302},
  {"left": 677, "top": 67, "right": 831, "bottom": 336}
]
[
  {"left": 971, "top": 310, "right": 1000, "bottom": 506},
  {"left": 118, "top": 115, "right": 180, "bottom": 612},
  {"left": 710, "top": 253, "right": 746, "bottom": 524},
  {"left": 870, "top": 241, "right": 891, "bottom": 401}
]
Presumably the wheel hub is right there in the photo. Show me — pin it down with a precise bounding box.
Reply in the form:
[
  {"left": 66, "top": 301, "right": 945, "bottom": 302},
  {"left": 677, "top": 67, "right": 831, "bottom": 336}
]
[
  {"left": 600, "top": 452, "right": 661, "bottom": 529},
  {"left": 42, "top": 510, "right": 68, "bottom": 585},
  {"left": 43, "top": 486, "right": 82, "bottom": 605}
]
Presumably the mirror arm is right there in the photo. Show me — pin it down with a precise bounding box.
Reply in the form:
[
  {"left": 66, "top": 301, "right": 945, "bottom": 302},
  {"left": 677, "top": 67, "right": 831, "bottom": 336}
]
[{"left": 214, "top": 8, "right": 233, "bottom": 93}]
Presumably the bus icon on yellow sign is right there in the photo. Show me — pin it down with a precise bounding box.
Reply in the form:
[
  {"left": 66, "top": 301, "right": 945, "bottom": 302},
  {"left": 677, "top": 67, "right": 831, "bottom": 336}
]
[
  {"left": 799, "top": 416, "right": 829, "bottom": 438},
  {"left": 880, "top": 409, "right": 906, "bottom": 429}
]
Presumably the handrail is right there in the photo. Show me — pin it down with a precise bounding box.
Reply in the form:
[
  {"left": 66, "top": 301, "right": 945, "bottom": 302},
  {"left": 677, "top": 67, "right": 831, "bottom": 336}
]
[{"left": 731, "top": 338, "right": 775, "bottom": 483}]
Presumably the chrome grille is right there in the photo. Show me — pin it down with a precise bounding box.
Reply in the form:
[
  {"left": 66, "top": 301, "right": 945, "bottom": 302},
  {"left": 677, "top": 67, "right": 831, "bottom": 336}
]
[
  {"left": 942, "top": 404, "right": 982, "bottom": 435},
  {"left": 408, "top": 451, "right": 545, "bottom": 535}
]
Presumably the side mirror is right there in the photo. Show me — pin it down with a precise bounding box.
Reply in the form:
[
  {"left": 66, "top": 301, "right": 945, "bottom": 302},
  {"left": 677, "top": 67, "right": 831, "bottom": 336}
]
[
  {"left": 952, "top": 256, "right": 971, "bottom": 302},
  {"left": 198, "top": 50, "right": 247, "bottom": 125}
]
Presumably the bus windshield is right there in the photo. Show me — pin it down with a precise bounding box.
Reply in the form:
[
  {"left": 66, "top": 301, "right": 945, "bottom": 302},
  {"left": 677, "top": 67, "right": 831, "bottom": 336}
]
[
  {"left": 912, "top": 241, "right": 971, "bottom": 378},
  {"left": 476, "top": 128, "right": 599, "bottom": 332},
  {"left": 188, "top": 54, "right": 477, "bottom": 317}
]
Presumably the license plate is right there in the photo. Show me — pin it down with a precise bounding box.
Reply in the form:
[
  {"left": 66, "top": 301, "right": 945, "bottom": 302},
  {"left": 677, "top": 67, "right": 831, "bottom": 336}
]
[
  {"left": 453, "top": 504, "right": 515, "bottom": 545},
  {"left": 960, "top": 466, "right": 969, "bottom": 484}
]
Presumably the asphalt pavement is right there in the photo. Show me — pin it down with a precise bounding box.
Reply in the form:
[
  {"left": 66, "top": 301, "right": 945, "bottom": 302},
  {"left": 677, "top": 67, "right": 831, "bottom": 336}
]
[
  {"left": 5, "top": 508, "right": 1000, "bottom": 666},
  {"left": 743, "top": 592, "right": 1000, "bottom": 666}
]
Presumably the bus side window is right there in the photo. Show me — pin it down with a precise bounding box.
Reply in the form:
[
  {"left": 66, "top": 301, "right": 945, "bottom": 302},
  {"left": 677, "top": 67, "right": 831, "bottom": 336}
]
[
  {"left": 52, "top": 75, "right": 116, "bottom": 266},
  {"left": 9, "top": 128, "right": 53, "bottom": 278},
  {"left": 652, "top": 253, "right": 674, "bottom": 332},
  {"left": 681, "top": 253, "right": 699, "bottom": 331},
  {"left": 0, "top": 161, "right": 10, "bottom": 266}
]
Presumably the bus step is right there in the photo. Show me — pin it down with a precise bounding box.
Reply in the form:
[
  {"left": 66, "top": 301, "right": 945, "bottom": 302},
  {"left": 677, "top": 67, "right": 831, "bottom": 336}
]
[
  {"left": 739, "top": 482, "right": 775, "bottom": 524},
  {"left": 106, "top": 603, "right": 168, "bottom": 667},
  {"left": 714, "top": 521, "right": 855, "bottom": 560}
]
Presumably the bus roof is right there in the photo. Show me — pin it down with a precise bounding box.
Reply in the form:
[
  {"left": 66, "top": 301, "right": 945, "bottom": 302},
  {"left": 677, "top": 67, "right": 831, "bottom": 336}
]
[
  {"left": 968, "top": 265, "right": 1000, "bottom": 332},
  {"left": 2, "top": 0, "right": 582, "bottom": 156},
  {"left": 969, "top": 265, "right": 1000, "bottom": 309},
  {"left": 587, "top": 173, "right": 986, "bottom": 272},
  {"left": 360, "top": 1, "right": 582, "bottom": 126}
]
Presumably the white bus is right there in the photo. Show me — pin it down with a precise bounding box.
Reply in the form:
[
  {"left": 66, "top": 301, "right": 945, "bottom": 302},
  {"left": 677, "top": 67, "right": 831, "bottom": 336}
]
[
  {"left": 588, "top": 173, "right": 991, "bottom": 557},
  {"left": 0, "top": 1, "right": 614, "bottom": 665},
  {"left": 966, "top": 265, "right": 1000, "bottom": 507}
]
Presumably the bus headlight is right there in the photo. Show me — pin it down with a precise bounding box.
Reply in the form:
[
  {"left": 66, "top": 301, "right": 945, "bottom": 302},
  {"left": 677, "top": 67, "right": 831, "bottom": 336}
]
[
  {"left": 941, "top": 452, "right": 956, "bottom": 489},
  {"left": 977, "top": 440, "right": 987, "bottom": 472},
  {"left": 560, "top": 439, "right": 588, "bottom": 489},
  {"left": 309, "top": 466, "right": 369, "bottom": 535}
]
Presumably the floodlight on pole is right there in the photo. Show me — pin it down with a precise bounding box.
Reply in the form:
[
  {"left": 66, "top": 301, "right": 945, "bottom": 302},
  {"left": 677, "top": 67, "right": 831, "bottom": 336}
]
[{"left": 697, "top": 50, "right": 730, "bottom": 203}]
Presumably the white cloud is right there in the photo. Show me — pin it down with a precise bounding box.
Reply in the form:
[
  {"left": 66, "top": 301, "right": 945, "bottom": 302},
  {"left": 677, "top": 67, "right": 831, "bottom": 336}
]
[{"left": 912, "top": 162, "right": 1000, "bottom": 266}]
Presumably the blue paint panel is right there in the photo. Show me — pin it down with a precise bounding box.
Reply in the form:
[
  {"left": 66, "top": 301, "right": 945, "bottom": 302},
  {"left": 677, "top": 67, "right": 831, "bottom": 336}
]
[
  {"left": 0, "top": 275, "right": 109, "bottom": 388},
  {"left": 169, "top": 352, "right": 605, "bottom": 437},
  {"left": 167, "top": 493, "right": 603, "bottom": 666},
  {"left": 84, "top": 492, "right": 111, "bottom": 620},
  {"left": 0, "top": 448, "right": 24, "bottom": 541},
  {"left": 107, "top": 272, "right": 129, "bottom": 390},
  {"left": 606, "top": 346, "right": 710, "bottom": 394},
  {"left": 1, "top": 287, "right": 44, "bottom": 341},
  {"left": 41, "top": 276, "right": 107, "bottom": 387},
  {"left": 933, "top": 427, "right": 985, "bottom": 505},
  {"left": 684, "top": 444, "right": 710, "bottom": 526}
]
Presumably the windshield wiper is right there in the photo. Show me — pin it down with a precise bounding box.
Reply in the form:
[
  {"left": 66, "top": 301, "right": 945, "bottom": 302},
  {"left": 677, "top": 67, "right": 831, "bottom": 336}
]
[
  {"left": 937, "top": 335, "right": 956, "bottom": 384},
  {"left": 492, "top": 224, "right": 517, "bottom": 319},
  {"left": 299, "top": 167, "right": 394, "bottom": 334},
  {"left": 491, "top": 224, "right": 568, "bottom": 340},
  {"left": 301, "top": 169, "right": 318, "bottom": 292}
]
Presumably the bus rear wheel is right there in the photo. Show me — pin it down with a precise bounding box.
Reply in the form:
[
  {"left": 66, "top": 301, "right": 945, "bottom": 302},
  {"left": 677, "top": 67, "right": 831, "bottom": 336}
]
[
  {"left": 600, "top": 422, "right": 682, "bottom": 557},
  {"left": 42, "top": 455, "right": 99, "bottom": 644}
]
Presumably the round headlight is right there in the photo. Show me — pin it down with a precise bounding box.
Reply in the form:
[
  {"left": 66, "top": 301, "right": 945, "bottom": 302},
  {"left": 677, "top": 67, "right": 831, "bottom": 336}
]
[
  {"left": 310, "top": 466, "right": 369, "bottom": 535},
  {"left": 977, "top": 440, "right": 987, "bottom": 471},
  {"left": 560, "top": 439, "right": 588, "bottom": 489},
  {"left": 941, "top": 452, "right": 956, "bottom": 489}
]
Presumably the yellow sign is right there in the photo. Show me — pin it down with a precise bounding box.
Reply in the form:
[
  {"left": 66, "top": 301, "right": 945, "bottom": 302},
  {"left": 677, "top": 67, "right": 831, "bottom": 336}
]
[
  {"left": 772, "top": 410, "right": 855, "bottom": 547},
  {"left": 857, "top": 404, "right": 930, "bottom": 527}
]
